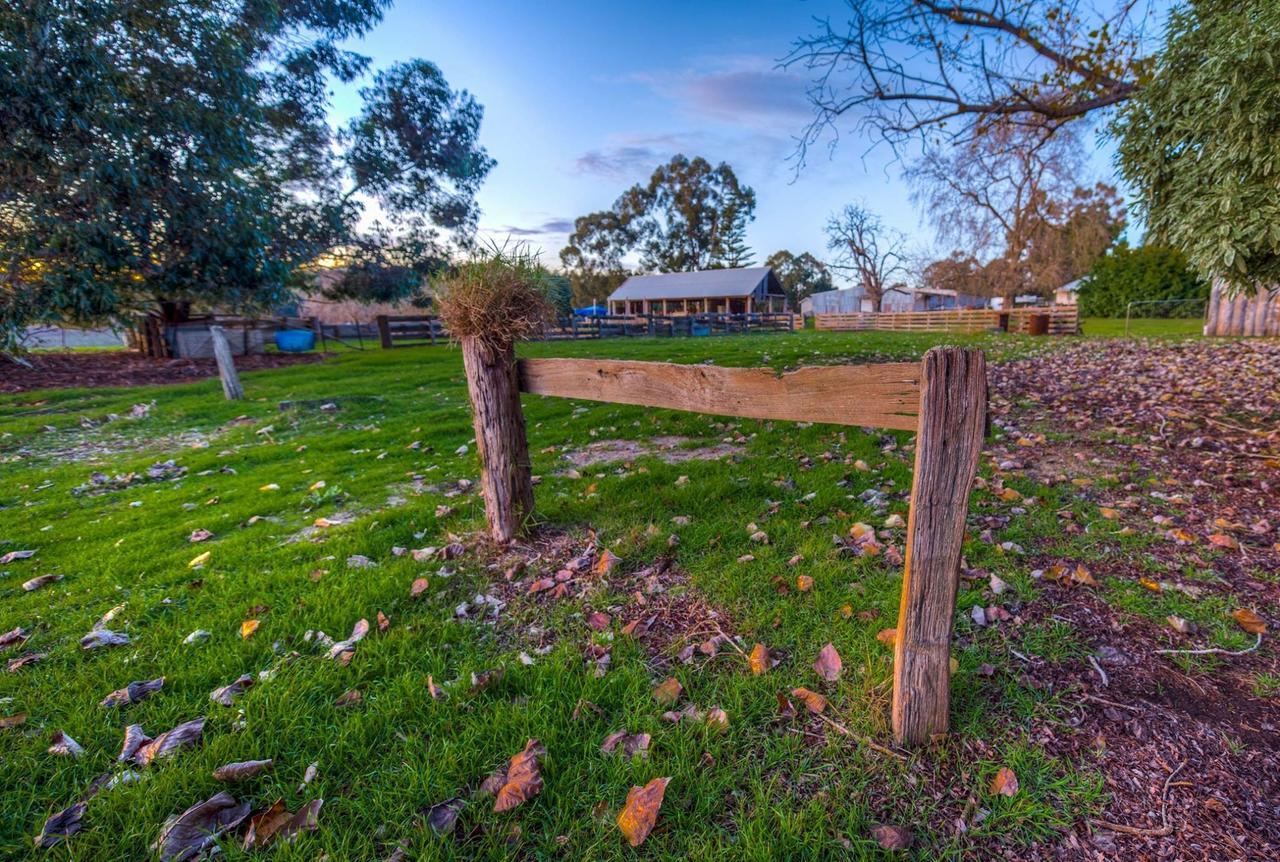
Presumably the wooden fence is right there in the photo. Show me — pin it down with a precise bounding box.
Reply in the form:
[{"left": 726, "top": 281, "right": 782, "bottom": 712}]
[
  {"left": 1203, "top": 282, "right": 1280, "bottom": 336},
  {"left": 377, "top": 312, "right": 798, "bottom": 347},
  {"left": 456, "top": 344, "right": 987, "bottom": 747},
  {"left": 376, "top": 314, "right": 448, "bottom": 348},
  {"left": 815, "top": 306, "right": 1079, "bottom": 336}
]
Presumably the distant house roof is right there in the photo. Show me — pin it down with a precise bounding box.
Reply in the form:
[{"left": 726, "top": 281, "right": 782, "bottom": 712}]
[{"left": 608, "top": 267, "right": 783, "bottom": 302}]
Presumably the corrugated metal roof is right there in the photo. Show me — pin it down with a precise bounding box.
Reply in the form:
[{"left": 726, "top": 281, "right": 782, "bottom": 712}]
[{"left": 608, "top": 267, "right": 778, "bottom": 301}]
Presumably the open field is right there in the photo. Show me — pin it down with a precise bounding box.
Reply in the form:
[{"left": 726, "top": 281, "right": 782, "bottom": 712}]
[{"left": 1, "top": 331, "right": 1276, "bottom": 860}]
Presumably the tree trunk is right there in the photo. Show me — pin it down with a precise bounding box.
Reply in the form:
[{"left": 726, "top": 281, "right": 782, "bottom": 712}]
[
  {"left": 208, "top": 325, "right": 244, "bottom": 401},
  {"left": 461, "top": 336, "right": 534, "bottom": 543},
  {"left": 892, "top": 346, "right": 987, "bottom": 746}
]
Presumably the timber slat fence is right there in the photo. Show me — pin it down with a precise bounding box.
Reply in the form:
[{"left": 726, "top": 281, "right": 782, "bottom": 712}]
[
  {"left": 377, "top": 312, "right": 798, "bottom": 347},
  {"left": 815, "top": 306, "right": 1080, "bottom": 336}
]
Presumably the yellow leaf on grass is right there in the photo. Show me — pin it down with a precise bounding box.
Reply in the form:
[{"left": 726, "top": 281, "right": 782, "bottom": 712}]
[
  {"left": 188, "top": 551, "right": 211, "bottom": 569},
  {"left": 748, "top": 643, "right": 770, "bottom": 676},
  {"left": 990, "top": 766, "right": 1019, "bottom": 797},
  {"left": 1098, "top": 507, "right": 1119, "bottom": 520},
  {"left": 796, "top": 575, "right": 814, "bottom": 592},
  {"left": 616, "top": 776, "right": 670, "bottom": 847},
  {"left": 1139, "top": 577, "right": 1162, "bottom": 593},
  {"left": 1232, "top": 609, "right": 1267, "bottom": 635},
  {"left": 839, "top": 604, "right": 853, "bottom": 620},
  {"left": 593, "top": 550, "right": 621, "bottom": 576},
  {"left": 790, "top": 687, "right": 828, "bottom": 714},
  {"left": 997, "top": 488, "right": 1021, "bottom": 502},
  {"left": 240, "top": 619, "right": 259, "bottom": 639},
  {"left": 876, "top": 628, "right": 897, "bottom": 648},
  {"left": 494, "top": 739, "right": 546, "bottom": 812},
  {"left": 259, "top": 483, "right": 279, "bottom": 492}
]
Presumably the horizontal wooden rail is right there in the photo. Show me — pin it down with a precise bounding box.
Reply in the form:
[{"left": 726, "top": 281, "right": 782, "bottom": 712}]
[
  {"left": 518, "top": 358, "right": 921, "bottom": 431},
  {"left": 815, "top": 306, "right": 1079, "bottom": 336}
]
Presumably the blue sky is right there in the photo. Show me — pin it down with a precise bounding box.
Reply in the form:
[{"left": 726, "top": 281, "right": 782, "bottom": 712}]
[{"left": 334, "top": 0, "right": 1126, "bottom": 278}]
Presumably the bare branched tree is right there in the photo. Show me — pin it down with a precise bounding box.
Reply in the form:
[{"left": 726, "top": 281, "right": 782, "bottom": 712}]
[
  {"left": 825, "top": 205, "right": 908, "bottom": 312},
  {"left": 785, "top": 1, "right": 1157, "bottom": 157},
  {"left": 907, "top": 125, "right": 1123, "bottom": 301}
]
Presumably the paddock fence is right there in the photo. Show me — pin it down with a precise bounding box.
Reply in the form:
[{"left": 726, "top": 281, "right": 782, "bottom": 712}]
[
  {"left": 814, "top": 306, "right": 1079, "bottom": 336},
  {"left": 376, "top": 312, "right": 799, "bottom": 347}
]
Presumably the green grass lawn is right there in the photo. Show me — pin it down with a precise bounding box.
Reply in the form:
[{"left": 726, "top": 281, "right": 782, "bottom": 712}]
[
  {"left": 1080, "top": 316, "right": 1204, "bottom": 338},
  {"left": 1, "top": 331, "right": 1125, "bottom": 860}
]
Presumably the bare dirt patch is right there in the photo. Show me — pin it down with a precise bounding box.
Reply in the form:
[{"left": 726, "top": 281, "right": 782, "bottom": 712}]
[
  {"left": 2, "top": 350, "right": 323, "bottom": 393},
  {"left": 560, "top": 435, "right": 744, "bottom": 468}
]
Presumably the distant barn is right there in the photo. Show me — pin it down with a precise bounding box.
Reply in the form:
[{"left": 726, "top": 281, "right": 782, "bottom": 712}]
[{"left": 607, "top": 266, "right": 788, "bottom": 316}]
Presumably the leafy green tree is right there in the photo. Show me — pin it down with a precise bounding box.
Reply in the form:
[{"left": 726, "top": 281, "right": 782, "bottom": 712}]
[
  {"left": 544, "top": 274, "right": 574, "bottom": 317},
  {"left": 1076, "top": 243, "right": 1209, "bottom": 318},
  {"left": 765, "top": 250, "right": 833, "bottom": 307},
  {"left": 560, "top": 155, "right": 756, "bottom": 273},
  {"left": 0, "top": 0, "right": 492, "bottom": 350},
  {"left": 1115, "top": 0, "right": 1280, "bottom": 290}
]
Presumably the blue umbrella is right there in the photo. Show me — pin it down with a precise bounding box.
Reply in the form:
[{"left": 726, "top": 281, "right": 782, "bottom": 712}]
[{"left": 573, "top": 305, "right": 609, "bottom": 316}]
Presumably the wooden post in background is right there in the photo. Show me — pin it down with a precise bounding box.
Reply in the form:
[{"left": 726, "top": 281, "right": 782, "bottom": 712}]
[
  {"left": 461, "top": 336, "right": 534, "bottom": 543},
  {"left": 208, "top": 325, "right": 244, "bottom": 401},
  {"left": 892, "top": 346, "right": 986, "bottom": 746},
  {"left": 376, "top": 315, "right": 392, "bottom": 349}
]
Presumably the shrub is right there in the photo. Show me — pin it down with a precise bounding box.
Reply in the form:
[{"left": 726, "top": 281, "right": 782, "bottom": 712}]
[{"left": 1076, "top": 244, "right": 1209, "bottom": 318}]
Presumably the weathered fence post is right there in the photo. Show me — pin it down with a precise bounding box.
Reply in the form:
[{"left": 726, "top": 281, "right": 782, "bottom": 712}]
[
  {"left": 460, "top": 337, "right": 535, "bottom": 543},
  {"left": 208, "top": 325, "right": 244, "bottom": 401},
  {"left": 376, "top": 315, "right": 392, "bottom": 349},
  {"left": 892, "top": 346, "right": 986, "bottom": 746}
]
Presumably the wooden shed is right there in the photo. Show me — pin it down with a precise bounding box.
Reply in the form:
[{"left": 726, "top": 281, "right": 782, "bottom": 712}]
[{"left": 607, "top": 266, "right": 787, "bottom": 316}]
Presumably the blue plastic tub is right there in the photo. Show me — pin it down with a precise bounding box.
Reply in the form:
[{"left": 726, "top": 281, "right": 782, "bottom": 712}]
[{"left": 274, "top": 330, "right": 316, "bottom": 352}]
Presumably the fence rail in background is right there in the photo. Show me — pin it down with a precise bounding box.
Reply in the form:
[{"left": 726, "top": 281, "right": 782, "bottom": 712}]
[
  {"left": 376, "top": 314, "right": 448, "bottom": 348},
  {"left": 376, "top": 312, "right": 798, "bottom": 347},
  {"left": 1203, "top": 282, "right": 1279, "bottom": 337},
  {"left": 814, "top": 306, "right": 1079, "bottom": 336}
]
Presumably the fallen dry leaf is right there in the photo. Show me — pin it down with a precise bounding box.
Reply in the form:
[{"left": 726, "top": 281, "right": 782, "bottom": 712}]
[
  {"left": 36, "top": 801, "right": 87, "bottom": 849},
  {"left": 22, "top": 574, "right": 62, "bottom": 592},
  {"left": 424, "top": 797, "right": 464, "bottom": 835},
  {"left": 652, "top": 677, "right": 682, "bottom": 706},
  {"left": 427, "top": 675, "right": 444, "bottom": 699},
  {"left": 239, "top": 619, "right": 259, "bottom": 639},
  {"left": 600, "top": 730, "right": 651, "bottom": 758},
  {"left": 0, "top": 549, "right": 35, "bottom": 564},
  {"left": 327, "top": 618, "right": 370, "bottom": 661},
  {"left": 213, "top": 759, "right": 274, "bottom": 781},
  {"left": 796, "top": 574, "right": 814, "bottom": 592},
  {"left": 377, "top": 611, "right": 390, "bottom": 632},
  {"left": 0, "top": 712, "right": 27, "bottom": 730},
  {"left": 0, "top": 626, "right": 28, "bottom": 649},
  {"left": 242, "top": 797, "right": 322, "bottom": 849},
  {"left": 594, "top": 549, "right": 622, "bottom": 576},
  {"left": 991, "top": 766, "right": 1020, "bottom": 797},
  {"left": 210, "top": 674, "right": 255, "bottom": 707},
  {"left": 494, "top": 739, "right": 546, "bottom": 812},
  {"left": 335, "top": 689, "right": 362, "bottom": 707},
  {"left": 1232, "top": 608, "right": 1267, "bottom": 634},
  {"left": 118, "top": 724, "right": 151, "bottom": 761},
  {"left": 101, "top": 677, "right": 165, "bottom": 708},
  {"left": 876, "top": 628, "right": 897, "bottom": 648},
  {"left": 616, "top": 776, "right": 670, "bottom": 847},
  {"left": 790, "top": 687, "right": 827, "bottom": 714},
  {"left": 748, "top": 643, "right": 770, "bottom": 675},
  {"left": 410, "top": 577, "right": 429, "bottom": 597},
  {"left": 154, "top": 791, "right": 251, "bottom": 862},
  {"left": 189, "top": 529, "right": 213, "bottom": 543},
  {"left": 871, "top": 823, "right": 913, "bottom": 851},
  {"left": 188, "top": 551, "right": 211, "bottom": 569},
  {"left": 48, "top": 730, "right": 84, "bottom": 757},
  {"left": 814, "top": 643, "right": 843, "bottom": 682},
  {"left": 80, "top": 629, "right": 130, "bottom": 650},
  {"left": 133, "top": 717, "right": 206, "bottom": 766}
]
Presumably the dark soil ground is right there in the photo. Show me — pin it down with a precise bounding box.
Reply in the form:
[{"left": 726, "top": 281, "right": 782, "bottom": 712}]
[
  {"left": 1, "top": 350, "right": 324, "bottom": 393},
  {"left": 988, "top": 339, "right": 1280, "bottom": 861}
]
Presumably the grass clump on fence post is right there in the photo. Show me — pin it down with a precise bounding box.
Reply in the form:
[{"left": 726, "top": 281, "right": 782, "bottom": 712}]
[{"left": 434, "top": 246, "right": 553, "bottom": 543}]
